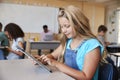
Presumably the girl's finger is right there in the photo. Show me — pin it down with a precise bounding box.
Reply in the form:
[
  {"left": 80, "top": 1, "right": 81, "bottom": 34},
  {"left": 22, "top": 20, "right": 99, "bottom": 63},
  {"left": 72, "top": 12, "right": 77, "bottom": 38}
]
[{"left": 28, "top": 57, "right": 37, "bottom": 65}]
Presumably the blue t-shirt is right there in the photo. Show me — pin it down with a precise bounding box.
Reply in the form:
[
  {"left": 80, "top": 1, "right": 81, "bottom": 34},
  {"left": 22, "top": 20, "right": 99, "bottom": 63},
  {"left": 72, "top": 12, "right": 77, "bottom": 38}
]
[{"left": 66, "top": 38, "right": 104, "bottom": 80}]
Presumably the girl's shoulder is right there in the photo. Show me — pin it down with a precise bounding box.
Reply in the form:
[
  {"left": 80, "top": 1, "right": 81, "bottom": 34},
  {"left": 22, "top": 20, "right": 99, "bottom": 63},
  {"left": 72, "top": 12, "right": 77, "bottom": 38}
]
[
  {"left": 85, "top": 38, "right": 100, "bottom": 45},
  {"left": 83, "top": 38, "right": 104, "bottom": 54},
  {"left": 16, "top": 37, "right": 24, "bottom": 42}
]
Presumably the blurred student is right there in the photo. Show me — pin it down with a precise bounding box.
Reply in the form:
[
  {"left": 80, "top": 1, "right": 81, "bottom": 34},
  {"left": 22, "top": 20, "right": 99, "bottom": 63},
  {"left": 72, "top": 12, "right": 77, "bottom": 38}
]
[
  {"left": 40, "top": 25, "right": 53, "bottom": 41},
  {"left": 4, "top": 23, "right": 25, "bottom": 60},
  {"left": 97, "top": 25, "right": 110, "bottom": 47},
  {"left": 34, "top": 5, "right": 104, "bottom": 80},
  {"left": 38, "top": 25, "right": 54, "bottom": 55},
  {"left": 0, "top": 22, "right": 9, "bottom": 60}
]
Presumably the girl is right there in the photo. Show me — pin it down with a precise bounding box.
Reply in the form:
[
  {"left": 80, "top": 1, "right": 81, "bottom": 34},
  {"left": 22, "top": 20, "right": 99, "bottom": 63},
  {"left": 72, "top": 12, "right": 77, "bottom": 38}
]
[
  {"left": 4, "top": 23, "right": 25, "bottom": 60},
  {"left": 35, "top": 5, "right": 104, "bottom": 80}
]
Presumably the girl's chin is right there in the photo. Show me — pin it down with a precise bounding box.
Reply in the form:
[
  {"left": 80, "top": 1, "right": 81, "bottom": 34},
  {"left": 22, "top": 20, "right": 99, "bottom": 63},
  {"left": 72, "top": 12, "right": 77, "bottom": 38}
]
[{"left": 66, "top": 35, "right": 72, "bottom": 39}]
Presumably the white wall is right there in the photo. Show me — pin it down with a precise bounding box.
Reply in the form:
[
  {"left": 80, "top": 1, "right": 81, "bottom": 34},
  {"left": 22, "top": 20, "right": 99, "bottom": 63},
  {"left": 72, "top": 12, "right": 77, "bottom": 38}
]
[
  {"left": 106, "top": 7, "right": 118, "bottom": 43},
  {"left": 0, "top": 3, "right": 59, "bottom": 33},
  {"left": 105, "top": 1, "right": 120, "bottom": 43}
]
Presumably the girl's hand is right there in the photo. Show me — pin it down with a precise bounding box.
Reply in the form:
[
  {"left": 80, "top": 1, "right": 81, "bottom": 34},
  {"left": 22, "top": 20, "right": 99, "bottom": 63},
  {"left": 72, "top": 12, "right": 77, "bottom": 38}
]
[
  {"left": 40, "top": 54, "right": 58, "bottom": 67},
  {"left": 34, "top": 54, "right": 41, "bottom": 60},
  {"left": 33, "top": 54, "right": 48, "bottom": 65},
  {"left": 5, "top": 47, "right": 12, "bottom": 52},
  {"left": 34, "top": 54, "right": 58, "bottom": 67}
]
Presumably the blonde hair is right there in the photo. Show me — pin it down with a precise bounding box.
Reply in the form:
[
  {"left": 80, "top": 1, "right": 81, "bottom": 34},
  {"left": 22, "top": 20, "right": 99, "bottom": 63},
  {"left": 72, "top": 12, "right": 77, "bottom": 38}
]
[{"left": 58, "top": 5, "right": 98, "bottom": 62}]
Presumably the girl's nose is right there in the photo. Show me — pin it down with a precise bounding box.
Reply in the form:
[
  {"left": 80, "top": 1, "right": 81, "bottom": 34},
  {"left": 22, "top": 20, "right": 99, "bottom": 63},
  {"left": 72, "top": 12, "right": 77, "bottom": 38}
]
[{"left": 62, "top": 28, "right": 67, "bottom": 33}]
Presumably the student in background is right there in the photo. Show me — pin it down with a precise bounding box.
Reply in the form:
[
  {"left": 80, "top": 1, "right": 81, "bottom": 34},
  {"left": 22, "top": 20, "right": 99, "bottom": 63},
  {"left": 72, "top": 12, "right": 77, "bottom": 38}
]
[
  {"left": 38, "top": 25, "right": 54, "bottom": 55},
  {"left": 35, "top": 5, "right": 104, "bottom": 80},
  {"left": 97, "top": 25, "right": 110, "bottom": 48},
  {"left": 4, "top": 23, "right": 25, "bottom": 60},
  {"left": 41, "top": 25, "right": 53, "bottom": 41},
  {"left": 0, "top": 22, "right": 9, "bottom": 60}
]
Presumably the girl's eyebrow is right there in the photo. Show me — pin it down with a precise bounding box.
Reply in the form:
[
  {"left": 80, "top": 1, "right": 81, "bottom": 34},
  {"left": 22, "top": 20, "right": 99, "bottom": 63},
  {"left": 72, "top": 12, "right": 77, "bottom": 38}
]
[{"left": 61, "top": 23, "right": 69, "bottom": 26}]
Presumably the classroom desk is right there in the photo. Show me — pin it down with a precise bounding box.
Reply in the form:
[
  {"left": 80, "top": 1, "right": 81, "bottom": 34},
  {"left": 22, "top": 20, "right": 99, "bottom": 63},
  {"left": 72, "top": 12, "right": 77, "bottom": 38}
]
[
  {"left": 0, "top": 59, "right": 74, "bottom": 80},
  {"left": 109, "top": 53, "right": 120, "bottom": 67},
  {"left": 106, "top": 44, "right": 120, "bottom": 53},
  {"left": 0, "top": 46, "right": 7, "bottom": 49},
  {"left": 29, "top": 41, "right": 60, "bottom": 53}
]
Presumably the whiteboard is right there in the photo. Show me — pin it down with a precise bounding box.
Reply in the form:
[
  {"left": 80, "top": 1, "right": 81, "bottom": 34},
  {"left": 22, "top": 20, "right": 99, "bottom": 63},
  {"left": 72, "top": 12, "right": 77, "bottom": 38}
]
[{"left": 0, "top": 3, "right": 59, "bottom": 33}]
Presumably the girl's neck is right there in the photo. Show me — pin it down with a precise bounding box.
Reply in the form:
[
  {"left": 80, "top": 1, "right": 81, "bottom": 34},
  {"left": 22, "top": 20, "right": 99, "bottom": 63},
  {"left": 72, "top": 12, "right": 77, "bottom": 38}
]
[
  {"left": 72, "top": 36, "right": 83, "bottom": 43},
  {"left": 70, "top": 36, "right": 83, "bottom": 50}
]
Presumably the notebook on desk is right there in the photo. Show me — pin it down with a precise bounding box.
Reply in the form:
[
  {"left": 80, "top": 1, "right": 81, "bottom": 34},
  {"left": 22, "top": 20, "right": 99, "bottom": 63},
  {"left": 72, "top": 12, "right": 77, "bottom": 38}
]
[{"left": 17, "top": 46, "right": 52, "bottom": 73}]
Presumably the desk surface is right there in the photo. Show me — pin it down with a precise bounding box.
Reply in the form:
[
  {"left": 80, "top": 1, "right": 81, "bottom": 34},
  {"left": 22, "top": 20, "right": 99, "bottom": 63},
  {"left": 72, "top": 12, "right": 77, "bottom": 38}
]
[
  {"left": 0, "top": 46, "right": 7, "bottom": 49},
  {"left": 107, "top": 44, "right": 120, "bottom": 47},
  {"left": 109, "top": 53, "right": 120, "bottom": 67},
  {"left": 0, "top": 59, "right": 74, "bottom": 80},
  {"left": 30, "top": 41, "right": 60, "bottom": 50},
  {"left": 30, "top": 40, "right": 60, "bottom": 43},
  {"left": 107, "top": 44, "right": 120, "bottom": 53},
  {"left": 109, "top": 53, "right": 120, "bottom": 57}
]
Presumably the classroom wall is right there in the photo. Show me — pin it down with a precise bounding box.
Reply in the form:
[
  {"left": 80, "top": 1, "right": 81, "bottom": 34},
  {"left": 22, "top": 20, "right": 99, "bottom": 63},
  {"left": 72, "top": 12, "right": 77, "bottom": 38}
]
[
  {"left": 0, "top": 0, "right": 105, "bottom": 35},
  {"left": 0, "top": 3, "right": 59, "bottom": 33},
  {"left": 105, "top": 1, "right": 120, "bottom": 43},
  {"left": 0, "top": 0, "right": 105, "bottom": 53}
]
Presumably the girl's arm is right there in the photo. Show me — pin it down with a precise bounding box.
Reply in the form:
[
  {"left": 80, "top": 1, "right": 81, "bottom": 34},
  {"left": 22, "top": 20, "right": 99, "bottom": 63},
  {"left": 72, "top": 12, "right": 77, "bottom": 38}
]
[
  {"left": 8, "top": 41, "right": 24, "bottom": 56},
  {"left": 45, "top": 47, "right": 101, "bottom": 80}
]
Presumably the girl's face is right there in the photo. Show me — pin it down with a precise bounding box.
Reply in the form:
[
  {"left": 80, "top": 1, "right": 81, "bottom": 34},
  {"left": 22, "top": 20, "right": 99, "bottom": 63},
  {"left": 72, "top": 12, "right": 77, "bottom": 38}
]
[
  {"left": 4, "top": 31, "right": 12, "bottom": 40},
  {"left": 59, "top": 17, "right": 75, "bottom": 39},
  {"left": 99, "top": 31, "right": 106, "bottom": 36}
]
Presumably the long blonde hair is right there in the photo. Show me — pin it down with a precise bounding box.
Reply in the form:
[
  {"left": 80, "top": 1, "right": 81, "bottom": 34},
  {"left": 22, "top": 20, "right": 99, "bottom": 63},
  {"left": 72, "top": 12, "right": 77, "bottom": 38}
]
[{"left": 58, "top": 5, "right": 97, "bottom": 49}]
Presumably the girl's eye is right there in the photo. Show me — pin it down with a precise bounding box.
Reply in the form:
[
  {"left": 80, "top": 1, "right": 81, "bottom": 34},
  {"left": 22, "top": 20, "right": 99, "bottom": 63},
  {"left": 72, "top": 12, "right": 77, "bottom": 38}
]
[
  {"left": 66, "top": 25, "right": 70, "bottom": 28},
  {"left": 61, "top": 25, "right": 70, "bottom": 28},
  {"left": 60, "top": 25, "right": 63, "bottom": 28}
]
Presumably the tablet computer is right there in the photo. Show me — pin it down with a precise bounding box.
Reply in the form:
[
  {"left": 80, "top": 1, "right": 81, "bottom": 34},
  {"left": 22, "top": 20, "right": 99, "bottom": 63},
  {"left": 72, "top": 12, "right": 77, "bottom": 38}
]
[{"left": 17, "top": 47, "right": 52, "bottom": 73}]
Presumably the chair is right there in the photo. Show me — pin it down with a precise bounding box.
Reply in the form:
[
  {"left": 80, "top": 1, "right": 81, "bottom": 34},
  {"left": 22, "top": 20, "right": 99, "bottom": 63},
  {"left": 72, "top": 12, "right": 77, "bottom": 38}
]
[
  {"left": 106, "top": 56, "right": 114, "bottom": 66},
  {"left": 98, "top": 61, "right": 113, "bottom": 80},
  {"left": 20, "top": 41, "right": 26, "bottom": 59},
  {"left": 106, "top": 57, "right": 119, "bottom": 80},
  {"left": 23, "top": 41, "right": 27, "bottom": 51}
]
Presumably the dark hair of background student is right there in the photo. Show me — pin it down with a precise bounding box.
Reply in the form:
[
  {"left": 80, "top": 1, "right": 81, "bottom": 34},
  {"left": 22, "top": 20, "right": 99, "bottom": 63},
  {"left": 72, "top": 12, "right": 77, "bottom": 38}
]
[
  {"left": 43, "top": 25, "right": 48, "bottom": 29},
  {"left": 4, "top": 23, "right": 24, "bottom": 40},
  {"left": 98, "top": 25, "right": 108, "bottom": 33}
]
